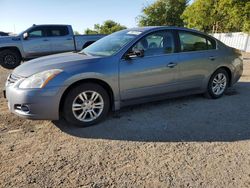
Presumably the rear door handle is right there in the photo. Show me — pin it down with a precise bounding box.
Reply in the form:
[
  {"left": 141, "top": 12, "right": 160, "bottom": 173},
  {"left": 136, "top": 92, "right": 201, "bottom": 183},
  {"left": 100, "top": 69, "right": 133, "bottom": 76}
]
[
  {"left": 167, "top": 62, "right": 177, "bottom": 68},
  {"left": 43, "top": 39, "right": 49, "bottom": 42},
  {"left": 66, "top": 38, "right": 73, "bottom": 40},
  {"left": 209, "top": 56, "right": 216, "bottom": 61}
]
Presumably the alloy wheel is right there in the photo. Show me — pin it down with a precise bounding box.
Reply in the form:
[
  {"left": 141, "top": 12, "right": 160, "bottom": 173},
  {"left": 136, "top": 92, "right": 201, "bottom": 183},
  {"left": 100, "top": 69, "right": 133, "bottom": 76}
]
[
  {"left": 72, "top": 91, "right": 104, "bottom": 122},
  {"left": 4, "top": 54, "right": 16, "bottom": 65},
  {"left": 212, "top": 73, "right": 227, "bottom": 95}
]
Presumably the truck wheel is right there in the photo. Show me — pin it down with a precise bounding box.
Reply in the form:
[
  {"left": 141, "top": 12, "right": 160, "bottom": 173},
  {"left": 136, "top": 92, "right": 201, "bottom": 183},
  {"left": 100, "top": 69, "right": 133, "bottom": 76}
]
[
  {"left": 0, "top": 49, "right": 21, "bottom": 69},
  {"left": 63, "top": 83, "right": 110, "bottom": 127}
]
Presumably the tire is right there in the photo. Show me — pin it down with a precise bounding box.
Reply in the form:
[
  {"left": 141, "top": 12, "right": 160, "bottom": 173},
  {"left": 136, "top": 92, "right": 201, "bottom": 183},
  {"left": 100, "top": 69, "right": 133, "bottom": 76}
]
[
  {"left": 0, "top": 49, "right": 21, "bottom": 69},
  {"left": 205, "top": 68, "right": 229, "bottom": 99},
  {"left": 62, "top": 83, "right": 110, "bottom": 127}
]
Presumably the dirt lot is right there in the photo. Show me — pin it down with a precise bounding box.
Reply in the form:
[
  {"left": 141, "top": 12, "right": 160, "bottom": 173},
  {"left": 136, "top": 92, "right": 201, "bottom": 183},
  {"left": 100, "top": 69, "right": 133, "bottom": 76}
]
[{"left": 0, "top": 54, "right": 250, "bottom": 188}]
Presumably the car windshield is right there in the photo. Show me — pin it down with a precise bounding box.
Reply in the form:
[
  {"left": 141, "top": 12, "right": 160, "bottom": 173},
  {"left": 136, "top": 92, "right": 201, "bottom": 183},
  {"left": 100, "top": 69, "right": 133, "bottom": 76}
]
[{"left": 80, "top": 30, "right": 142, "bottom": 57}]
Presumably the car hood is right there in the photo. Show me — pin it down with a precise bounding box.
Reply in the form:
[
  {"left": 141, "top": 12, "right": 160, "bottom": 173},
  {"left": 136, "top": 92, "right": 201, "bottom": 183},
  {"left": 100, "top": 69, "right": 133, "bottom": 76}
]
[
  {"left": 0, "top": 36, "right": 21, "bottom": 44},
  {"left": 13, "top": 52, "right": 101, "bottom": 77}
]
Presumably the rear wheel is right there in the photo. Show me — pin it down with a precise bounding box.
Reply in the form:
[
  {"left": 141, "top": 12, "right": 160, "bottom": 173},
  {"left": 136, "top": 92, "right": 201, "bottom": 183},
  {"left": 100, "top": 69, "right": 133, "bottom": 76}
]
[
  {"left": 205, "top": 68, "right": 229, "bottom": 99},
  {"left": 0, "top": 49, "right": 21, "bottom": 69},
  {"left": 62, "top": 83, "right": 110, "bottom": 127}
]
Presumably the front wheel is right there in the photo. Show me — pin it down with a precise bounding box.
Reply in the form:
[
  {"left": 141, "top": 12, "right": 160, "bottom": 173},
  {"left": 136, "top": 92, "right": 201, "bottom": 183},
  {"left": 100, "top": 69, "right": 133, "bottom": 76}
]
[
  {"left": 62, "top": 83, "right": 110, "bottom": 127},
  {"left": 205, "top": 69, "right": 229, "bottom": 99},
  {"left": 0, "top": 49, "right": 21, "bottom": 69}
]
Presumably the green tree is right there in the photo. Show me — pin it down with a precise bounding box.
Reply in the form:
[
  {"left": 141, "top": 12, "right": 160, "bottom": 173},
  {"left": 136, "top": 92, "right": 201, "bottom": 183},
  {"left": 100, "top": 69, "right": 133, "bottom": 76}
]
[
  {"left": 84, "top": 28, "right": 98, "bottom": 35},
  {"left": 242, "top": 1, "right": 250, "bottom": 33},
  {"left": 74, "top": 31, "right": 80, "bottom": 35},
  {"left": 181, "top": 0, "right": 216, "bottom": 32},
  {"left": 137, "top": 0, "right": 189, "bottom": 27},
  {"left": 84, "top": 20, "right": 127, "bottom": 34},
  {"left": 182, "top": 0, "right": 250, "bottom": 33}
]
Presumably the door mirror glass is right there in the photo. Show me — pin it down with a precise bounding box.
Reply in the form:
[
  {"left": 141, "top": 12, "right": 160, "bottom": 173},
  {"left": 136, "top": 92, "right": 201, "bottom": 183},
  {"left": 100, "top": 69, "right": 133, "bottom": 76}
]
[
  {"left": 125, "top": 49, "right": 144, "bottom": 59},
  {"left": 23, "top": 32, "right": 28, "bottom": 40}
]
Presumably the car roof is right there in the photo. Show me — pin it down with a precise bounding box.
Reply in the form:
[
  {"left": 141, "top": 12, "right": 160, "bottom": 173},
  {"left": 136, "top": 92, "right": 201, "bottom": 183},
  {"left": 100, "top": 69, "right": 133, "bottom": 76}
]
[
  {"left": 32, "top": 24, "right": 70, "bottom": 27},
  {"left": 129, "top": 26, "right": 208, "bottom": 35}
]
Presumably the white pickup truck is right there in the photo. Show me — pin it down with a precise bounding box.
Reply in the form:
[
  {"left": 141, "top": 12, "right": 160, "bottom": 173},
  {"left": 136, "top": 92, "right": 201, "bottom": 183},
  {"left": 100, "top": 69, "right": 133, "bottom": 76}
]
[{"left": 0, "top": 24, "right": 105, "bottom": 69}]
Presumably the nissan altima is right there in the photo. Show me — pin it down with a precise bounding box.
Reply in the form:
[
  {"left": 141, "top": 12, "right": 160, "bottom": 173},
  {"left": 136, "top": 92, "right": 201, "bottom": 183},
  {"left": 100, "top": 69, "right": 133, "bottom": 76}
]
[{"left": 4, "top": 27, "right": 243, "bottom": 126}]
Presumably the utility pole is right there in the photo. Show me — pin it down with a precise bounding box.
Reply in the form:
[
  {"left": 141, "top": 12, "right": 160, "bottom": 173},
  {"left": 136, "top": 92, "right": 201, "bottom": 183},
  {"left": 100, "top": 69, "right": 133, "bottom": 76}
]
[{"left": 13, "top": 24, "right": 16, "bottom": 34}]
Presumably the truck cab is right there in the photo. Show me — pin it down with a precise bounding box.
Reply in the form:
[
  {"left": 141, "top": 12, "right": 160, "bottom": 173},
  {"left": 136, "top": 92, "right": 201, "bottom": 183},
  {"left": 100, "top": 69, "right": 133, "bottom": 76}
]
[
  {"left": 21, "top": 24, "right": 76, "bottom": 58},
  {"left": 0, "top": 24, "right": 105, "bottom": 69}
]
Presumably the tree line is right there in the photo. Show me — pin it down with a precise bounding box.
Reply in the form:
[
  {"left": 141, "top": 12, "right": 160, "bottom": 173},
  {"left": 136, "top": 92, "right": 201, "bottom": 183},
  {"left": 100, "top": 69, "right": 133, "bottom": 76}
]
[{"left": 76, "top": 0, "right": 250, "bottom": 35}]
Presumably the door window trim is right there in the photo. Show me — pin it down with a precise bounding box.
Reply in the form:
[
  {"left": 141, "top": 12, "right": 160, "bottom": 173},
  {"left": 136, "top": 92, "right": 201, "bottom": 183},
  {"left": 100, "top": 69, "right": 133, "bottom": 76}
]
[
  {"left": 46, "top": 26, "right": 70, "bottom": 37},
  {"left": 122, "top": 29, "right": 178, "bottom": 60},
  {"left": 27, "top": 26, "right": 47, "bottom": 39},
  {"left": 176, "top": 30, "right": 218, "bottom": 53}
]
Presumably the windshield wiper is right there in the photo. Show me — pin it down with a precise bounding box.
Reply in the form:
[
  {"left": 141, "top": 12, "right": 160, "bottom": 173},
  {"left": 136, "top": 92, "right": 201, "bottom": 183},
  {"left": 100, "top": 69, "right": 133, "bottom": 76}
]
[{"left": 78, "top": 51, "right": 87, "bottom": 55}]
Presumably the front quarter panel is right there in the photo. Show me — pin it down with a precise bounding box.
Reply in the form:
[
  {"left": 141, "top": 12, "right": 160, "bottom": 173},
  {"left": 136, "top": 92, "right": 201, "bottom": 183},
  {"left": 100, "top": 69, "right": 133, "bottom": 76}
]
[
  {"left": 46, "top": 57, "right": 120, "bottom": 108},
  {"left": 0, "top": 37, "right": 25, "bottom": 58}
]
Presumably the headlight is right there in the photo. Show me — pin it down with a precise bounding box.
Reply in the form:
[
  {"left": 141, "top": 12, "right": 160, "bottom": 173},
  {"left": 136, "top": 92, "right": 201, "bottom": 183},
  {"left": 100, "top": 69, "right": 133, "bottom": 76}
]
[{"left": 19, "top": 69, "right": 63, "bottom": 89}]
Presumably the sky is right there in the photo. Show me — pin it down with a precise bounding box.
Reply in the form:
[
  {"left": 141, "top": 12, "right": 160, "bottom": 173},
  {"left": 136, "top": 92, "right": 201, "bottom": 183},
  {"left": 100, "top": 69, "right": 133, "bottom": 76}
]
[
  {"left": 0, "top": 0, "right": 156, "bottom": 34},
  {"left": 0, "top": 0, "right": 194, "bottom": 34}
]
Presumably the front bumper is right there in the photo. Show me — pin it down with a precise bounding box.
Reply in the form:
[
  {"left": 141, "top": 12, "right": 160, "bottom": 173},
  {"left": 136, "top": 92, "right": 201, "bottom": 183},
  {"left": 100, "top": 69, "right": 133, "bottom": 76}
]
[{"left": 5, "top": 85, "right": 66, "bottom": 120}]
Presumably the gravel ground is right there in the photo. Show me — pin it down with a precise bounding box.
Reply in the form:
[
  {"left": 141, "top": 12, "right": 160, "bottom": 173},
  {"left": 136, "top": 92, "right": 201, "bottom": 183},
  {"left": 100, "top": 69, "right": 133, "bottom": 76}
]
[{"left": 0, "top": 54, "right": 250, "bottom": 187}]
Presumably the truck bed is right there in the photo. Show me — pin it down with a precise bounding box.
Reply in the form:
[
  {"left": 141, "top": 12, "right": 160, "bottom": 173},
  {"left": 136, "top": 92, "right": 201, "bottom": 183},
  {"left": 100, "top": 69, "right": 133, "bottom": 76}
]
[{"left": 74, "top": 34, "right": 106, "bottom": 51}]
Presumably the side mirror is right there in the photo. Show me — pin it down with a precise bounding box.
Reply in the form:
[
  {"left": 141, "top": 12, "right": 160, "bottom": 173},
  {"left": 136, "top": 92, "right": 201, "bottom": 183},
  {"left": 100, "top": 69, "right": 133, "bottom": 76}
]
[
  {"left": 125, "top": 49, "right": 144, "bottom": 60},
  {"left": 23, "top": 32, "right": 29, "bottom": 40}
]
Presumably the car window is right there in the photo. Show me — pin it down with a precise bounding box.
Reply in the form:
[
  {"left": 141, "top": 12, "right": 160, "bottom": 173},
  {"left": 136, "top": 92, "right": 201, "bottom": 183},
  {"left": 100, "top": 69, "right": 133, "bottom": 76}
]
[
  {"left": 207, "top": 38, "right": 216, "bottom": 50},
  {"left": 132, "top": 31, "right": 175, "bottom": 57},
  {"left": 28, "top": 27, "right": 45, "bottom": 38},
  {"left": 47, "top": 26, "right": 69, "bottom": 37},
  {"left": 178, "top": 31, "right": 216, "bottom": 52},
  {"left": 82, "top": 30, "right": 139, "bottom": 56}
]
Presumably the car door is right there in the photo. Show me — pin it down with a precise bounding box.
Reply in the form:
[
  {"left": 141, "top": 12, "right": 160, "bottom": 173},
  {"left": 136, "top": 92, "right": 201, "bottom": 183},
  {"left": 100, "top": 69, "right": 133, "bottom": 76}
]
[
  {"left": 22, "top": 26, "right": 52, "bottom": 58},
  {"left": 47, "top": 26, "right": 75, "bottom": 53},
  {"left": 119, "top": 30, "right": 180, "bottom": 100},
  {"left": 176, "top": 31, "right": 219, "bottom": 91}
]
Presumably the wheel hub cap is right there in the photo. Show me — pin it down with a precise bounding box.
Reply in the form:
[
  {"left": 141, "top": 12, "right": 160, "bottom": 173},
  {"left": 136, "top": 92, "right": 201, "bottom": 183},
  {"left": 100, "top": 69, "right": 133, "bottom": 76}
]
[
  {"left": 212, "top": 73, "right": 227, "bottom": 95},
  {"left": 4, "top": 55, "right": 16, "bottom": 65},
  {"left": 72, "top": 91, "right": 104, "bottom": 122}
]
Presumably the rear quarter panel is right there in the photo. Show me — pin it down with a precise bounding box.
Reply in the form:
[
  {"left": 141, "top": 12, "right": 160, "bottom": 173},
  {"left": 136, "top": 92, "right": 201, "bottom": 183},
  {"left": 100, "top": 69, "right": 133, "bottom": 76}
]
[{"left": 204, "top": 43, "right": 242, "bottom": 87}]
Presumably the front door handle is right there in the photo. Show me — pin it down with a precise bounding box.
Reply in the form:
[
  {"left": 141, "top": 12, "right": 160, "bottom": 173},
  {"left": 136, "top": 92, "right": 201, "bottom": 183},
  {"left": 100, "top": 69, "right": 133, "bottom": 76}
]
[
  {"left": 167, "top": 62, "right": 177, "bottom": 68},
  {"left": 66, "top": 38, "right": 73, "bottom": 40},
  {"left": 209, "top": 56, "right": 216, "bottom": 61},
  {"left": 43, "top": 39, "right": 49, "bottom": 42}
]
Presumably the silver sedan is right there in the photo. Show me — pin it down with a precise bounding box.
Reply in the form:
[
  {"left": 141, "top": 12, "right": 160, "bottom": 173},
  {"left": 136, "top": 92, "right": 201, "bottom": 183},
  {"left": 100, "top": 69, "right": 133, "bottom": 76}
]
[{"left": 4, "top": 27, "right": 243, "bottom": 127}]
